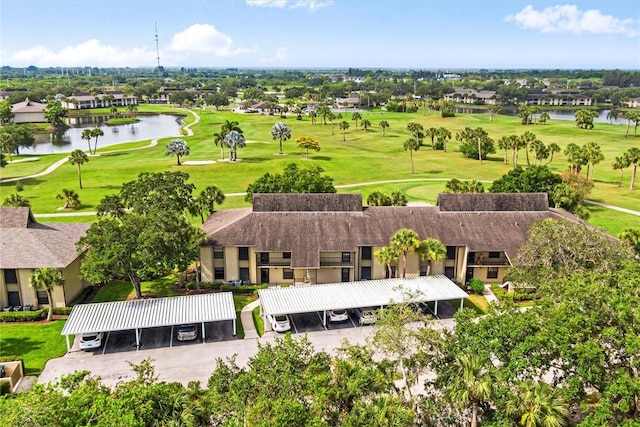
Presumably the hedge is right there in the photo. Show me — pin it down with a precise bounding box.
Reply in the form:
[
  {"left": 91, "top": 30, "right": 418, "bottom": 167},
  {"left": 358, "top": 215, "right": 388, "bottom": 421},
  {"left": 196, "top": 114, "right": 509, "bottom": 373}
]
[{"left": 0, "top": 309, "right": 46, "bottom": 322}]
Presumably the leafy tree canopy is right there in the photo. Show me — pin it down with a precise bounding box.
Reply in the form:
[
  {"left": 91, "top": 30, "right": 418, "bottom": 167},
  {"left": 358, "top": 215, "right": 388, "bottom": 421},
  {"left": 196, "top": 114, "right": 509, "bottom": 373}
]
[{"left": 245, "top": 163, "right": 336, "bottom": 202}]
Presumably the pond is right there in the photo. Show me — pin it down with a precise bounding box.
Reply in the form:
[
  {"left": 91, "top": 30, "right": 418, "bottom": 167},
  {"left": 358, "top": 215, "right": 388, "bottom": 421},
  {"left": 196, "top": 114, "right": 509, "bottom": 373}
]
[
  {"left": 24, "top": 114, "right": 185, "bottom": 155},
  {"left": 454, "top": 106, "right": 620, "bottom": 124}
]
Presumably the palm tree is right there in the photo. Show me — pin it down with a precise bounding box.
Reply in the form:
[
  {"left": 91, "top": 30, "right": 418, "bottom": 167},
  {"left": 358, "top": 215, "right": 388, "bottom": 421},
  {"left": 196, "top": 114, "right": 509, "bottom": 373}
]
[
  {"left": 497, "top": 136, "right": 510, "bottom": 165},
  {"left": 165, "top": 139, "right": 190, "bottom": 166},
  {"left": 327, "top": 111, "right": 336, "bottom": 135},
  {"left": 90, "top": 127, "right": 104, "bottom": 155},
  {"left": 606, "top": 107, "right": 620, "bottom": 124},
  {"left": 30, "top": 268, "right": 64, "bottom": 321},
  {"left": 437, "top": 127, "right": 451, "bottom": 152},
  {"left": 417, "top": 238, "right": 447, "bottom": 275},
  {"left": 612, "top": 154, "right": 631, "bottom": 187},
  {"left": 521, "top": 131, "right": 537, "bottom": 166},
  {"left": 317, "top": 103, "right": 331, "bottom": 125},
  {"left": 339, "top": 121, "right": 350, "bottom": 141},
  {"left": 407, "top": 122, "right": 424, "bottom": 145},
  {"left": 271, "top": 122, "right": 292, "bottom": 155},
  {"left": 81, "top": 129, "right": 93, "bottom": 152},
  {"left": 507, "top": 135, "right": 524, "bottom": 167},
  {"left": 361, "top": 119, "right": 371, "bottom": 132},
  {"left": 444, "top": 354, "right": 494, "bottom": 427},
  {"left": 224, "top": 130, "right": 246, "bottom": 162},
  {"left": 624, "top": 111, "right": 637, "bottom": 137},
  {"left": 403, "top": 138, "right": 420, "bottom": 174},
  {"left": 626, "top": 147, "right": 640, "bottom": 190},
  {"left": 487, "top": 104, "right": 502, "bottom": 121},
  {"left": 426, "top": 127, "right": 438, "bottom": 150},
  {"left": 374, "top": 246, "right": 398, "bottom": 279},
  {"left": 213, "top": 132, "right": 225, "bottom": 160},
  {"left": 2, "top": 193, "right": 30, "bottom": 207},
  {"left": 379, "top": 120, "right": 389, "bottom": 136},
  {"left": 56, "top": 188, "right": 81, "bottom": 209},
  {"left": 529, "top": 139, "right": 548, "bottom": 164},
  {"left": 583, "top": 141, "right": 604, "bottom": 180},
  {"left": 547, "top": 143, "right": 561, "bottom": 165},
  {"left": 504, "top": 381, "right": 569, "bottom": 427},
  {"left": 199, "top": 185, "right": 225, "bottom": 219},
  {"left": 390, "top": 228, "right": 421, "bottom": 279},
  {"left": 539, "top": 111, "right": 550, "bottom": 125},
  {"left": 68, "top": 149, "right": 89, "bottom": 189},
  {"left": 351, "top": 112, "right": 362, "bottom": 129},
  {"left": 309, "top": 111, "right": 317, "bottom": 125}
]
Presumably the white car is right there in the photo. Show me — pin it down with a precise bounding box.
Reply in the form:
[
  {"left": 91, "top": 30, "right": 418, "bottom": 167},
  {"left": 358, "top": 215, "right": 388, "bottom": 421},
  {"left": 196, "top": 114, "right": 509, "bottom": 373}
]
[
  {"left": 329, "top": 309, "right": 349, "bottom": 323},
  {"left": 354, "top": 307, "right": 378, "bottom": 325},
  {"left": 79, "top": 332, "right": 103, "bottom": 350},
  {"left": 268, "top": 314, "right": 291, "bottom": 332},
  {"left": 177, "top": 324, "right": 198, "bottom": 341}
]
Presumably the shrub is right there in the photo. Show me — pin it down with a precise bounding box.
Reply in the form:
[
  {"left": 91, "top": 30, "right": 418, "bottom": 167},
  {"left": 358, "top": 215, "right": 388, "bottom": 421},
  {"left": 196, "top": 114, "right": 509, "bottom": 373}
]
[
  {"left": 0, "top": 356, "right": 22, "bottom": 364},
  {"left": 469, "top": 278, "right": 485, "bottom": 295},
  {"left": 52, "top": 307, "right": 72, "bottom": 315},
  {"left": 0, "top": 309, "right": 46, "bottom": 322},
  {"left": 0, "top": 381, "right": 10, "bottom": 395},
  {"left": 220, "top": 284, "right": 268, "bottom": 294}
]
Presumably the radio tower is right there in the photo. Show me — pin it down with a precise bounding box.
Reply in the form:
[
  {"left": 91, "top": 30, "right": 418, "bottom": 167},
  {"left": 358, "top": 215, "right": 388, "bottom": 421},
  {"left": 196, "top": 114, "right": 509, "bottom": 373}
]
[{"left": 154, "top": 22, "right": 162, "bottom": 72}]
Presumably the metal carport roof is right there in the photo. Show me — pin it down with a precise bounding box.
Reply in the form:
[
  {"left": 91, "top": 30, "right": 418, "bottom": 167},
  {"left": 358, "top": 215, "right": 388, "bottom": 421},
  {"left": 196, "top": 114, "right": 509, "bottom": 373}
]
[
  {"left": 259, "top": 275, "right": 468, "bottom": 316},
  {"left": 61, "top": 292, "right": 236, "bottom": 336}
]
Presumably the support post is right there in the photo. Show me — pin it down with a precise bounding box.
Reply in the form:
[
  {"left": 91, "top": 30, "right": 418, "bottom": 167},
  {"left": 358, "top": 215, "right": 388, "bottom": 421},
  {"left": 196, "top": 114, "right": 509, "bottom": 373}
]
[
  {"left": 434, "top": 300, "right": 439, "bottom": 317},
  {"left": 201, "top": 322, "right": 206, "bottom": 344},
  {"left": 65, "top": 335, "right": 70, "bottom": 352},
  {"left": 135, "top": 328, "right": 140, "bottom": 350},
  {"left": 323, "top": 311, "right": 327, "bottom": 327},
  {"left": 460, "top": 298, "right": 464, "bottom": 311},
  {"left": 232, "top": 319, "right": 237, "bottom": 336}
]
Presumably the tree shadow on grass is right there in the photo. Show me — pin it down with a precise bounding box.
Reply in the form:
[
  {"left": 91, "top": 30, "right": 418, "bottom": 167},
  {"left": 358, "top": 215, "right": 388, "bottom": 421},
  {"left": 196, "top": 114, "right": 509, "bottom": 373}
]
[
  {"left": 310, "top": 156, "right": 332, "bottom": 161},
  {"left": 0, "top": 336, "right": 46, "bottom": 359}
]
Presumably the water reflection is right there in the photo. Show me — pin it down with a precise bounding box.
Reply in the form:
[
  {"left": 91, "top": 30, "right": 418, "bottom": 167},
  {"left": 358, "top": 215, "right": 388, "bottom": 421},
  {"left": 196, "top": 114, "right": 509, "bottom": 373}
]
[{"left": 26, "top": 114, "right": 184, "bottom": 155}]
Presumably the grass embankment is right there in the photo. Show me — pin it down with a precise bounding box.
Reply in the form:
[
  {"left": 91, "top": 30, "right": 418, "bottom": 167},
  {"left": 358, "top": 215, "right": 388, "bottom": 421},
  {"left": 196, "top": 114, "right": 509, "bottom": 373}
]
[
  {"left": 0, "top": 321, "right": 68, "bottom": 375},
  {"left": 105, "top": 117, "right": 140, "bottom": 125},
  {"left": 1, "top": 106, "right": 638, "bottom": 235}
]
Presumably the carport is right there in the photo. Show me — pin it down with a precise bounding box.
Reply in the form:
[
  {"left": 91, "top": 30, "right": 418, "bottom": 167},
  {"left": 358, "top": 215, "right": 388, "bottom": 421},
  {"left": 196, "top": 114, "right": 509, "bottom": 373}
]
[
  {"left": 258, "top": 275, "right": 468, "bottom": 326},
  {"left": 61, "top": 292, "right": 237, "bottom": 351}
]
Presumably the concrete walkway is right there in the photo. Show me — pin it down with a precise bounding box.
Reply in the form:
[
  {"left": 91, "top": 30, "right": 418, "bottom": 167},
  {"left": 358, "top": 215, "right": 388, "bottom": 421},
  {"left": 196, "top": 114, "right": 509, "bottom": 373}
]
[
  {"left": 241, "top": 299, "right": 261, "bottom": 339},
  {"left": 483, "top": 285, "right": 499, "bottom": 304}
]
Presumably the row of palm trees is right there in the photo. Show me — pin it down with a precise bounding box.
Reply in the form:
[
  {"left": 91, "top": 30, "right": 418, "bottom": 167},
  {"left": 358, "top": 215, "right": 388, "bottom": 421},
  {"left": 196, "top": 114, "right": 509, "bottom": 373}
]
[
  {"left": 374, "top": 228, "right": 447, "bottom": 279},
  {"left": 80, "top": 127, "right": 104, "bottom": 155}
]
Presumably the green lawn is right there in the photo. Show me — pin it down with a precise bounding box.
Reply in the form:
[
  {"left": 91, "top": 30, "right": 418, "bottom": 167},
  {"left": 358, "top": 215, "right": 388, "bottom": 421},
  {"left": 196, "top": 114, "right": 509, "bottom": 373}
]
[
  {"left": 0, "top": 321, "right": 69, "bottom": 375},
  {"left": 234, "top": 294, "right": 258, "bottom": 339},
  {"left": 1, "top": 105, "right": 637, "bottom": 235}
]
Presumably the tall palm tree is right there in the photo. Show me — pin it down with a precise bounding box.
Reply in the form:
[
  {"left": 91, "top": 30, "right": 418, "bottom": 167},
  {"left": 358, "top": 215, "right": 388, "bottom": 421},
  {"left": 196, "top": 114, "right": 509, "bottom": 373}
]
[
  {"left": 339, "top": 121, "right": 350, "bottom": 141},
  {"left": 444, "top": 354, "right": 494, "bottom": 427},
  {"left": 379, "top": 120, "right": 389, "bottom": 136},
  {"left": 547, "top": 143, "right": 561, "bottom": 165},
  {"left": 488, "top": 104, "right": 502, "bottom": 121},
  {"left": 361, "top": 119, "right": 371, "bottom": 132},
  {"left": 390, "top": 228, "right": 421, "bottom": 279},
  {"left": 417, "top": 238, "right": 447, "bottom": 275},
  {"left": 213, "top": 131, "right": 225, "bottom": 160},
  {"left": 81, "top": 129, "right": 93, "bottom": 153},
  {"left": 623, "top": 111, "right": 636, "bottom": 137},
  {"left": 504, "top": 380, "right": 569, "bottom": 427},
  {"left": 508, "top": 135, "right": 524, "bottom": 167},
  {"left": 351, "top": 112, "right": 362, "bottom": 129},
  {"left": 626, "top": 147, "right": 640, "bottom": 190},
  {"left": 612, "top": 154, "right": 631, "bottom": 187},
  {"left": 165, "top": 139, "right": 190, "bottom": 166},
  {"left": 68, "top": 149, "right": 89, "bottom": 189},
  {"left": 426, "top": 127, "right": 438, "bottom": 150},
  {"left": 403, "top": 138, "right": 420, "bottom": 174},
  {"left": 90, "top": 127, "right": 104, "bottom": 155},
  {"left": 606, "top": 107, "right": 620, "bottom": 124},
  {"left": 271, "top": 122, "right": 292, "bottom": 155},
  {"left": 539, "top": 111, "right": 550, "bottom": 125},
  {"left": 30, "top": 268, "right": 64, "bottom": 321},
  {"left": 374, "top": 246, "right": 398, "bottom": 279},
  {"left": 224, "top": 130, "right": 246, "bottom": 161},
  {"left": 407, "top": 122, "right": 424, "bottom": 145},
  {"left": 521, "top": 131, "right": 537, "bottom": 166},
  {"left": 194, "top": 185, "right": 226, "bottom": 222},
  {"left": 583, "top": 141, "right": 604, "bottom": 180},
  {"left": 437, "top": 127, "right": 451, "bottom": 152},
  {"left": 497, "top": 136, "right": 510, "bottom": 165}
]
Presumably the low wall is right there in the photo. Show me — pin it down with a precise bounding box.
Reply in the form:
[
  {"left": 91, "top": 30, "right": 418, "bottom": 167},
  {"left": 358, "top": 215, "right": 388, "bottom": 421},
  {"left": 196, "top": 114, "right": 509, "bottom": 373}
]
[{"left": 0, "top": 360, "right": 24, "bottom": 394}]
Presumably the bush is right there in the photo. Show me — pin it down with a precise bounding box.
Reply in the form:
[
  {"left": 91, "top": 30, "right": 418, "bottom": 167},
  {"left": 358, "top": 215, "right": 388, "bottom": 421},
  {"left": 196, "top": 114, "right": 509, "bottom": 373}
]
[
  {"left": 441, "top": 110, "right": 456, "bottom": 118},
  {"left": 52, "top": 307, "right": 72, "bottom": 315},
  {"left": 0, "top": 309, "right": 46, "bottom": 322},
  {"left": 0, "top": 356, "right": 22, "bottom": 364},
  {"left": 220, "top": 284, "right": 268, "bottom": 294},
  {"left": 469, "top": 278, "right": 485, "bottom": 295},
  {"left": 0, "top": 381, "right": 10, "bottom": 395}
]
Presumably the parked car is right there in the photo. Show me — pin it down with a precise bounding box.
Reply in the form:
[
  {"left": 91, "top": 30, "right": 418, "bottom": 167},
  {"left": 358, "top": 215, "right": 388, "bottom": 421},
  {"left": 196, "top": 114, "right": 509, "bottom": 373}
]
[
  {"left": 177, "top": 324, "right": 198, "bottom": 341},
  {"left": 79, "top": 332, "right": 103, "bottom": 350},
  {"left": 354, "top": 307, "right": 378, "bottom": 325},
  {"left": 267, "top": 314, "right": 291, "bottom": 332},
  {"left": 329, "top": 309, "right": 349, "bottom": 323}
]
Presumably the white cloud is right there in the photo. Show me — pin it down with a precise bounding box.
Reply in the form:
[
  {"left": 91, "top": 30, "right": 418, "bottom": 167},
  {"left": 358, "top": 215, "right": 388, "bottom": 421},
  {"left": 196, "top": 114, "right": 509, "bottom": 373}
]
[
  {"left": 168, "top": 23, "right": 257, "bottom": 56},
  {"left": 259, "top": 47, "right": 289, "bottom": 64},
  {"left": 6, "top": 39, "right": 157, "bottom": 67},
  {"left": 506, "top": 4, "right": 638, "bottom": 37},
  {"left": 246, "top": 0, "right": 332, "bottom": 11}
]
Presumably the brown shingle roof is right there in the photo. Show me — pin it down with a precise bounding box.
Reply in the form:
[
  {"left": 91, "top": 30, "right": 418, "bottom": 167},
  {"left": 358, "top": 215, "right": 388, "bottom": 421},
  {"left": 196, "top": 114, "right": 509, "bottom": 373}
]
[
  {"left": 11, "top": 98, "right": 46, "bottom": 113},
  {"left": 253, "top": 193, "right": 362, "bottom": 212},
  {"left": 0, "top": 208, "right": 90, "bottom": 269},
  {"left": 437, "top": 193, "right": 549, "bottom": 212},
  {"left": 203, "top": 194, "right": 568, "bottom": 268}
]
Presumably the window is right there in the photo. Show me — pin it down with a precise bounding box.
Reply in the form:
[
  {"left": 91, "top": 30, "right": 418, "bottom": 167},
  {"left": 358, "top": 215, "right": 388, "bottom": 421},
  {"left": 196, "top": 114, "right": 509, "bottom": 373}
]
[
  {"left": 341, "top": 252, "right": 351, "bottom": 263},
  {"left": 260, "top": 253, "right": 269, "bottom": 264},
  {"left": 238, "top": 247, "right": 249, "bottom": 261},
  {"left": 360, "top": 267, "right": 371, "bottom": 280},
  {"left": 3, "top": 269, "right": 18, "bottom": 284},
  {"left": 487, "top": 267, "right": 499, "bottom": 279},
  {"left": 7, "top": 291, "right": 20, "bottom": 306},
  {"left": 488, "top": 252, "right": 500, "bottom": 259},
  {"left": 239, "top": 268, "right": 250, "bottom": 282},
  {"left": 214, "top": 268, "right": 225, "bottom": 280},
  {"left": 213, "top": 248, "right": 224, "bottom": 259},
  {"left": 419, "top": 265, "right": 427, "bottom": 276},
  {"left": 283, "top": 252, "right": 291, "bottom": 259},
  {"left": 341, "top": 268, "right": 350, "bottom": 282},
  {"left": 444, "top": 266, "right": 455, "bottom": 279},
  {"left": 361, "top": 246, "right": 372, "bottom": 260},
  {"left": 283, "top": 269, "right": 294, "bottom": 280},
  {"left": 446, "top": 246, "right": 456, "bottom": 260},
  {"left": 37, "top": 291, "right": 49, "bottom": 305}
]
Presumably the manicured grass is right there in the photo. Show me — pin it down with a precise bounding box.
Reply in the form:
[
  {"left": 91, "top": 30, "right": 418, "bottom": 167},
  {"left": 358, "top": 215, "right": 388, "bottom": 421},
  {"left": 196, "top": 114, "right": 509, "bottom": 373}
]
[
  {"left": 92, "top": 277, "right": 183, "bottom": 303},
  {"left": 1, "top": 105, "right": 637, "bottom": 235},
  {"left": 0, "top": 320, "right": 69, "bottom": 375},
  {"left": 233, "top": 294, "right": 258, "bottom": 339},
  {"left": 252, "top": 306, "right": 264, "bottom": 336},
  {"left": 105, "top": 117, "right": 140, "bottom": 125},
  {"left": 462, "top": 294, "right": 489, "bottom": 314}
]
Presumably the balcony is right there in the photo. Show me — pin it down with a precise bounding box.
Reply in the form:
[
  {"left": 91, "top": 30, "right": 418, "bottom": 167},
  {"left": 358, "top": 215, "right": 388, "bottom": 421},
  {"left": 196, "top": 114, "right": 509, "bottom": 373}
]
[
  {"left": 256, "top": 256, "right": 291, "bottom": 267},
  {"left": 319, "top": 256, "right": 354, "bottom": 267}
]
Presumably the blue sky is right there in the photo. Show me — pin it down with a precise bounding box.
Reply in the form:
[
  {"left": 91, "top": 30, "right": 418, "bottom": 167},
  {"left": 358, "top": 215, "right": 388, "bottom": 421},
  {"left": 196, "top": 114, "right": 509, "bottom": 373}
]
[{"left": 1, "top": 0, "right": 638, "bottom": 69}]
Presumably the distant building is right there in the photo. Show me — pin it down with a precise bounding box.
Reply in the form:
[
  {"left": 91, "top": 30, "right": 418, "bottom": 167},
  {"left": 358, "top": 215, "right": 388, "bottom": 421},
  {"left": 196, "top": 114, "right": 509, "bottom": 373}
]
[
  {"left": 525, "top": 90, "right": 593, "bottom": 106},
  {"left": 444, "top": 88, "right": 498, "bottom": 105},
  {"left": 624, "top": 97, "right": 640, "bottom": 108},
  {"left": 11, "top": 98, "right": 46, "bottom": 123},
  {"left": 61, "top": 91, "right": 137, "bottom": 110},
  {"left": 336, "top": 93, "right": 361, "bottom": 108}
]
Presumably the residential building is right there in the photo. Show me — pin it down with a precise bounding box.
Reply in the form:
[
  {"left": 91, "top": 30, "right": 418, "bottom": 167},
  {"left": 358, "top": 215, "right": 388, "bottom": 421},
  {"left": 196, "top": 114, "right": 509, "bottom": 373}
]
[
  {"left": 444, "top": 88, "right": 498, "bottom": 105},
  {"left": 201, "top": 193, "right": 575, "bottom": 287},
  {"left": 11, "top": 98, "right": 46, "bottom": 123},
  {"left": 624, "top": 97, "right": 640, "bottom": 108},
  {"left": 61, "top": 91, "right": 138, "bottom": 110},
  {"left": 0, "top": 208, "right": 90, "bottom": 309},
  {"left": 525, "top": 90, "right": 593, "bottom": 106}
]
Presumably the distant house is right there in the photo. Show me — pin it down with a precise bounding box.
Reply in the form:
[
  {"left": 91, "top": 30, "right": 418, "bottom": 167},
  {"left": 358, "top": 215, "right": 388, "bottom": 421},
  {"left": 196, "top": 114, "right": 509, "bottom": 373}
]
[
  {"left": 200, "top": 193, "right": 576, "bottom": 287},
  {"left": 525, "top": 90, "right": 593, "bottom": 107},
  {"left": 11, "top": 98, "right": 47, "bottom": 123},
  {"left": 624, "top": 97, "right": 640, "bottom": 108},
  {"left": 444, "top": 88, "right": 498, "bottom": 105},
  {"left": 336, "top": 93, "right": 361, "bottom": 108},
  {"left": 61, "top": 91, "right": 138, "bottom": 110},
  {"left": 0, "top": 208, "right": 90, "bottom": 310}
]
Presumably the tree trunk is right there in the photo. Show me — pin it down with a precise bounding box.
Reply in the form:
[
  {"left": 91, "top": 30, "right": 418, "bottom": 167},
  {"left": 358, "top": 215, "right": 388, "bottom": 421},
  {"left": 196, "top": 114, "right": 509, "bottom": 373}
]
[
  {"left": 77, "top": 165, "right": 83, "bottom": 189},
  {"left": 471, "top": 401, "right": 478, "bottom": 427},
  {"left": 176, "top": 155, "right": 181, "bottom": 166},
  {"left": 426, "top": 262, "right": 432, "bottom": 276},
  {"left": 220, "top": 146, "right": 225, "bottom": 160},
  {"left": 626, "top": 122, "right": 631, "bottom": 137},
  {"left": 46, "top": 289, "right": 54, "bottom": 321},
  {"left": 402, "top": 253, "right": 407, "bottom": 278},
  {"left": 130, "top": 275, "right": 143, "bottom": 299},
  {"left": 478, "top": 137, "right": 482, "bottom": 164},
  {"left": 631, "top": 164, "right": 637, "bottom": 190},
  {"left": 619, "top": 169, "right": 624, "bottom": 187},
  {"left": 410, "top": 151, "right": 414, "bottom": 174}
]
